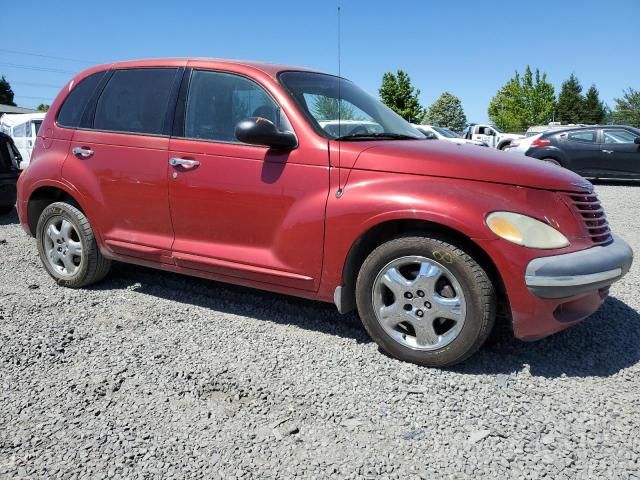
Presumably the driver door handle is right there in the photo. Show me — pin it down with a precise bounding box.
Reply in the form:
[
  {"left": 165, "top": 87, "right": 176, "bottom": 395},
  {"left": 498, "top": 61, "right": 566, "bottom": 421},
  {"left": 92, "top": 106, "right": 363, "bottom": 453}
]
[
  {"left": 602, "top": 149, "right": 614, "bottom": 154},
  {"left": 169, "top": 158, "right": 200, "bottom": 168}
]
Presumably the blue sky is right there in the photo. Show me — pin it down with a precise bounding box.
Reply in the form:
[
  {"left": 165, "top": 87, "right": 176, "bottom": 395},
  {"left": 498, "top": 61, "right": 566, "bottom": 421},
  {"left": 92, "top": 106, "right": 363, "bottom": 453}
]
[{"left": 2, "top": 0, "right": 639, "bottom": 122}]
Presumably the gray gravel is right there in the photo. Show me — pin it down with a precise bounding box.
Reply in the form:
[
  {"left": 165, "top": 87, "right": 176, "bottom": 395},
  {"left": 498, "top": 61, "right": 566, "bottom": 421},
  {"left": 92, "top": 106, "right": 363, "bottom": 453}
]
[{"left": 1, "top": 182, "right": 639, "bottom": 479}]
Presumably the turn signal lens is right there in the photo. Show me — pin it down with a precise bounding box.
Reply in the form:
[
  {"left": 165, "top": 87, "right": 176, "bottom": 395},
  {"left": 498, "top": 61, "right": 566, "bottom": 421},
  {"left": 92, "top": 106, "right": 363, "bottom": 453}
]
[{"left": 486, "top": 212, "right": 569, "bottom": 249}]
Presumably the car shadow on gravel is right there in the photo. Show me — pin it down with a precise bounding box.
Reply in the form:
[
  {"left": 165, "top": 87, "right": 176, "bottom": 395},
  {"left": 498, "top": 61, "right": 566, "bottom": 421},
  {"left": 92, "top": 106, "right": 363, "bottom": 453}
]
[
  {"left": 95, "top": 262, "right": 371, "bottom": 343},
  {"left": 453, "top": 297, "right": 640, "bottom": 378},
  {"left": 0, "top": 208, "right": 19, "bottom": 226},
  {"left": 95, "top": 264, "right": 639, "bottom": 378}
]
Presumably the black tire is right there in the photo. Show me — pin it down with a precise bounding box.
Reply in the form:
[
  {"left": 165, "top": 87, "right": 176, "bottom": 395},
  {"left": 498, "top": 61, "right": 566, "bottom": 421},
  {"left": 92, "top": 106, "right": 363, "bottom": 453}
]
[
  {"left": 498, "top": 142, "right": 511, "bottom": 151},
  {"left": 36, "top": 202, "right": 111, "bottom": 288},
  {"left": 542, "top": 157, "right": 561, "bottom": 167},
  {"left": 0, "top": 205, "right": 14, "bottom": 215},
  {"left": 356, "top": 234, "right": 496, "bottom": 367}
]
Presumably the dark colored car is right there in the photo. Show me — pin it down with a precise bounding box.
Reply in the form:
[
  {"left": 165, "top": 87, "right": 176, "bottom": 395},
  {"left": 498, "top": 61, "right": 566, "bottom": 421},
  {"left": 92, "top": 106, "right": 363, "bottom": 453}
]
[
  {"left": 524, "top": 126, "right": 640, "bottom": 179},
  {"left": 0, "top": 132, "right": 21, "bottom": 214},
  {"left": 16, "top": 58, "right": 634, "bottom": 368}
]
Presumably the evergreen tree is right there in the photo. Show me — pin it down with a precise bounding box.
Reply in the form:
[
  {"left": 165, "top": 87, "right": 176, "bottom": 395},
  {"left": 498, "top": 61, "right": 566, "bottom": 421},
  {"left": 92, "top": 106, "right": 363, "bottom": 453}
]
[
  {"left": 557, "top": 74, "right": 585, "bottom": 124},
  {"left": 582, "top": 85, "right": 606, "bottom": 124},
  {"left": 423, "top": 92, "right": 467, "bottom": 132},
  {"left": 37, "top": 104, "right": 50, "bottom": 112},
  {"left": 0, "top": 76, "right": 16, "bottom": 106},
  {"left": 378, "top": 70, "right": 425, "bottom": 123}
]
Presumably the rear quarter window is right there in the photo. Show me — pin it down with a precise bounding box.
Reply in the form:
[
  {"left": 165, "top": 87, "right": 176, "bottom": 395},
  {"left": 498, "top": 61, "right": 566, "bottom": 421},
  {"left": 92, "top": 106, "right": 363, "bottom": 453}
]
[{"left": 57, "top": 71, "right": 107, "bottom": 128}]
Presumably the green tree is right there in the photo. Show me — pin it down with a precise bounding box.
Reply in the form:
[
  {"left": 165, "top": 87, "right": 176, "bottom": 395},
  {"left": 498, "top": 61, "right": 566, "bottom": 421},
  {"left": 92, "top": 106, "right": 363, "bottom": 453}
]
[
  {"left": 37, "top": 104, "right": 50, "bottom": 112},
  {"left": 0, "top": 76, "right": 16, "bottom": 106},
  {"left": 557, "top": 74, "right": 584, "bottom": 124},
  {"left": 488, "top": 66, "right": 556, "bottom": 132},
  {"left": 312, "top": 96, "right": 356, "bottom": 121},
  {"left": 611, "top": 88, "right": 640, "bottom": 127},
  {"left": 378, "top": 70, "right": 425, "bottom": 123},
  {"left": 582, "top": 85, "right": 606, "bottom": 124},
  {"left": 423, "top": 92, "right": 467, "bottom": 132}
]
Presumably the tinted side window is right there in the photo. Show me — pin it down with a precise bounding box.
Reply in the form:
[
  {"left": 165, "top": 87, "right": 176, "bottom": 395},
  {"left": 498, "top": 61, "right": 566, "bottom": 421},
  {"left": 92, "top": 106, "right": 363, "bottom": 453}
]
[
  {"left": 568, "top": 130, "right": 596, "bottom": 143},
  {"left": 57, "top": 71, "right": 106, "bottom": 128},
  {"left": 184, "top": 70, "right": 291, "bottom": 142},
  {"left": 94, "top": 68, "right": 177, "bottom": 135}
]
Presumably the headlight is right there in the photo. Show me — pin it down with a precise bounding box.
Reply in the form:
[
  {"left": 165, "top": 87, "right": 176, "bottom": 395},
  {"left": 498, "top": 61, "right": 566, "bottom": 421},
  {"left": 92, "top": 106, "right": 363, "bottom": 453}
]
[{"left": 486, "top": 212, "right": 569, "bottom": 249}]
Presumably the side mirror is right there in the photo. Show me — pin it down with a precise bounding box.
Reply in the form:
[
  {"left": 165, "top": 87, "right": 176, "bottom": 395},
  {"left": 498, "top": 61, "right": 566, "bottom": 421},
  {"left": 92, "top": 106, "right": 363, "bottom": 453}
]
[
  {"left": 235, "top": 118, "right": 297, "bottom": 149},
  {"left": 634, "top": 137, "right": 640, "bottom": 145}
]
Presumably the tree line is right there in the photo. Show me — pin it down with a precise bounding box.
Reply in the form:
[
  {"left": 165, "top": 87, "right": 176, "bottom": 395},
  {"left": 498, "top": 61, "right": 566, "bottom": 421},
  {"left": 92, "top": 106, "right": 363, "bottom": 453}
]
[{"left": 377, "top": 68, "right": 640, "bottom": 132}]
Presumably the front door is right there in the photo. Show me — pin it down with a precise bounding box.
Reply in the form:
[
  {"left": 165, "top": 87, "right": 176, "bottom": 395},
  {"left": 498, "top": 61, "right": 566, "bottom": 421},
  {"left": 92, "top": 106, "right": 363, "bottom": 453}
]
[
  {"left": 64, "top": 67, "right": 180, "bottom": 263},
  {"left": 167, "top": 69, "right": 329, "bottom": 291},
  {"left": 601, "top": 128, "right": 640, "bottom": 177}
]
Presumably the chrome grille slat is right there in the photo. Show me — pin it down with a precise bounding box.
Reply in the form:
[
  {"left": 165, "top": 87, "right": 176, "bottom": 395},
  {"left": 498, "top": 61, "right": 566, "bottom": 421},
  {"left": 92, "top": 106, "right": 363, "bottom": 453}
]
[{"left": 566, "top": 192, "right": 612, "bottom": 246}]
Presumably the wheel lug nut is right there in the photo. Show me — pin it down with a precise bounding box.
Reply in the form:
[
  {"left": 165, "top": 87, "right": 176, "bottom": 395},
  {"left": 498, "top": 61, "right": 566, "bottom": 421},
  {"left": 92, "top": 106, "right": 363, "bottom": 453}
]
[
  {"left": 424, "top": 301, "right": 432, "bottom": 309},
  {"left": 416, "top": 310, "right": 424, "bottom": 317},
  {"left": 404, "top": 292, "right": 413, "bottom": 299},
  {"left": 417, "top": 290, "right": 425, "bottom": 297}
]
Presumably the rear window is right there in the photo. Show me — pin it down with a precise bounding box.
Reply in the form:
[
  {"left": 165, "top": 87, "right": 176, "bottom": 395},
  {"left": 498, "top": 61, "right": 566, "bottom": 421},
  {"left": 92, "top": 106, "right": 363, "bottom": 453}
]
[
  {"left": 93, "top": 68, "right": 177, "bottom": 135},
  {"left": 57, "top": 71, "right": 106, "bottom": 128}
]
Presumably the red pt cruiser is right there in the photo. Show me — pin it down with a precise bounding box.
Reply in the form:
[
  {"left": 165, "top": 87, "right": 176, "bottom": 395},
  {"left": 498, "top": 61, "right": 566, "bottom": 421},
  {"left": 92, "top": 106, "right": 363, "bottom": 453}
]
[{"left": 17, "top": 59, "right": 633, "bottom": 367}]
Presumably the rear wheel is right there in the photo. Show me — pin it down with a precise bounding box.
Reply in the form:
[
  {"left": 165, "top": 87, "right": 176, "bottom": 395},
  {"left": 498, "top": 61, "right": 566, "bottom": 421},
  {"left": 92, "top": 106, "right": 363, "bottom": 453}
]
[
  {"left": 36, "top": 202, "right": 111, "bottom": 288},
  {"left": 542, "top": 157, "right": 561, "bottom": 167},
  {"left": 356, "top": 235, "right": 496, "bottom": 367}
]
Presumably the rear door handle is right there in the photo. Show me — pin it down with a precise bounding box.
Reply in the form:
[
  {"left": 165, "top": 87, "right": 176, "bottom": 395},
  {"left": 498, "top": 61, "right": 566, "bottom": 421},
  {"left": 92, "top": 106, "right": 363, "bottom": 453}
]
[
  {"left": 72, "top": 146, "right": 94, "bottom": 158},
  {"left": 602, "top": 149, "right": 614, "bottom": 154},
  {"left": 169, "top": 158, "right": 200, "bottom": 168}
]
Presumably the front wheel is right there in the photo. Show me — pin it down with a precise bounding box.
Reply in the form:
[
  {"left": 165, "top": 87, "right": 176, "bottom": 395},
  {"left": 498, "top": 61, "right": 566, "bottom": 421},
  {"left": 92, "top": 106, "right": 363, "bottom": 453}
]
[
  {"left": 356, "top": 235, "right": 496, "bottom": 367},
  {"left": 36, "top": 202, "right": 111, "bottom": 288}
]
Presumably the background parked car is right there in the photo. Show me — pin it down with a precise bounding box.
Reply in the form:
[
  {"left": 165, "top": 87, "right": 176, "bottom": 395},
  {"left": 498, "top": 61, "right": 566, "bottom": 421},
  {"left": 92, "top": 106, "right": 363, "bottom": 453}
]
[
  {"left": 0, "top": 132, "right": 22, "bottom": 214},
  {"left": 0, "top": 112, "right": 46, "bottom": 169},
  {"left": 461, "top": 123, "right": 524, "bottom": 150},
  {"left": 413, "top": 124, "right": 487, "bottom": 146},
  {"left": 524, "top": 125, "right": 640, "bottom": 179}
]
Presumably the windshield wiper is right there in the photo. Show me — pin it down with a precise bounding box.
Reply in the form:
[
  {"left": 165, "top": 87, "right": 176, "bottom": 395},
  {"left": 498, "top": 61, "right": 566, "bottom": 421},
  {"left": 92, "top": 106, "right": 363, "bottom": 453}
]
[{"left": 335, "top": 132, "right": 423, "bottom": 141}]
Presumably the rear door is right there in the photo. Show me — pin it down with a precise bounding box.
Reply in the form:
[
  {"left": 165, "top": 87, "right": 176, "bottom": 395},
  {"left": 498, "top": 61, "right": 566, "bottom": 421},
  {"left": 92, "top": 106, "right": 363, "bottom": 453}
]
[
  {"left": 558, "top": 129, "right": 601, "bottom": 175},
  {"left": 167, "top": 69, "right": 329, "bottom": 291},
  {"left": 600, "top": 128, "right": 640, "bottom": 177},
  {"left": 63, "top": 67, "right": 183, "bottom": 263}
]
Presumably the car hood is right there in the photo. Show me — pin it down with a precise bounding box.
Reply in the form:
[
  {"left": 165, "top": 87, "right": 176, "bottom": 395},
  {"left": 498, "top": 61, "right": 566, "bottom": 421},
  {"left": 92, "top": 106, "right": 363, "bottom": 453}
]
[{"left": 347, "top": 140, "right": 591, "bottom": 192}]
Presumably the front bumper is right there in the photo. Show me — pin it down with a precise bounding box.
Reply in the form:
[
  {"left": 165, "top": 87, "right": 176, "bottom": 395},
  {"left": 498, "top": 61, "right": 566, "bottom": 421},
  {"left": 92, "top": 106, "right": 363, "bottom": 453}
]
[{"left": 525, "top": 235, "right": 633, "bottom": 299}]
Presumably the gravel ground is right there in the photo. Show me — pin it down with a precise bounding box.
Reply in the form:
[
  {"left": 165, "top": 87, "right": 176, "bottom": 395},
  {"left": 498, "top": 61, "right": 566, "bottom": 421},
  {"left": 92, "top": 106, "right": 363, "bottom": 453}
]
[{"left": 1, "top": 183, "right": 639, "bottom": 479}]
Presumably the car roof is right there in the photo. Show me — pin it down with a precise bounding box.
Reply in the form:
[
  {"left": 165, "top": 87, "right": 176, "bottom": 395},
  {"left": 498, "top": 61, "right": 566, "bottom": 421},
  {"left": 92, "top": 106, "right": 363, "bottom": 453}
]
[
  {"left": 96, "top": 57, "right": 324, "bottom": 79},
  {"left": 542, "top": 125, "right": 639, "bottom": 136}
]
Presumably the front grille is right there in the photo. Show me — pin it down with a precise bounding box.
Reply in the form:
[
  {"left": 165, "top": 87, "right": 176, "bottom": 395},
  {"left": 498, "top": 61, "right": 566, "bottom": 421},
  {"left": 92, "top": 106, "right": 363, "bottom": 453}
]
[{"left": 567, "top": 193, "right": 612, "bottom": 245}]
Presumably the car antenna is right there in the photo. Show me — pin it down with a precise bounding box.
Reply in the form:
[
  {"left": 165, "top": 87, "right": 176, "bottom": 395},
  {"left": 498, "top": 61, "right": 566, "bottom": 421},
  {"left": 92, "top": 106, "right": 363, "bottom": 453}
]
[{"left": 336, "top": 3, "right": 344, "bottom": 198}]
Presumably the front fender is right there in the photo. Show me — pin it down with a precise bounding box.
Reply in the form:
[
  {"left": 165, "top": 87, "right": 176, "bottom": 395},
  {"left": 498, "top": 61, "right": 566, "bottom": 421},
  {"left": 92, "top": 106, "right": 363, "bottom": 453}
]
[{"left": 317, "top": 169, "right": 579, "bottom": 302}]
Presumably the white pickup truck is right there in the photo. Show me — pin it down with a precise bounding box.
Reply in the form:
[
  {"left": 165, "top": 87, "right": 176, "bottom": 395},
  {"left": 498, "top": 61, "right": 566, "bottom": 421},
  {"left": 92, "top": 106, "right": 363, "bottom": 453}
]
[{"left": 462, "top": 124, "right": 524, "bottom": 150}]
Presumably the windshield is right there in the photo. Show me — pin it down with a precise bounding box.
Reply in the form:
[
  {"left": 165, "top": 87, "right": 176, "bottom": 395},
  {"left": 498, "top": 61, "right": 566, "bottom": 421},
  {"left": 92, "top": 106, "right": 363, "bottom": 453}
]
[
  {"left": 279, "top": 71, "right": 425, "bottom": 140},
  {"left": 432, "top": 127, "right": 460, "bottom": 138}
]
